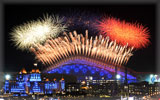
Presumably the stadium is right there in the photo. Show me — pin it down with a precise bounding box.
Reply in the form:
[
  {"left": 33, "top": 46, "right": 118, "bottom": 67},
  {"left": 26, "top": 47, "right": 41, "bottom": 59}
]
[{"left": 44, "top": 56, "right": 137, "bottom": 83}]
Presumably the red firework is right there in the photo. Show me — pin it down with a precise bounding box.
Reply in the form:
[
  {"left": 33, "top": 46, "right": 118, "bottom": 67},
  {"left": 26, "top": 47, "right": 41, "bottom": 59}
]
[{"left": 97, "top": 17, "right": 150, "bottom": 49}]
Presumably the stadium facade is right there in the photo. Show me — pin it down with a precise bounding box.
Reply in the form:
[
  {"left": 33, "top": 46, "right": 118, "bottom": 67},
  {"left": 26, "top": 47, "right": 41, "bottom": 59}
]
[{"left": 45, "top": 56, "right": 137, "bottom": 84}]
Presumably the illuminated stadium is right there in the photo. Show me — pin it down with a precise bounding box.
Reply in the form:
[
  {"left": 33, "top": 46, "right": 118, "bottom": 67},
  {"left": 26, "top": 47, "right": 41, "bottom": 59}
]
[{"left": 44, "top": 56, "right": 137, "bottom": 83}]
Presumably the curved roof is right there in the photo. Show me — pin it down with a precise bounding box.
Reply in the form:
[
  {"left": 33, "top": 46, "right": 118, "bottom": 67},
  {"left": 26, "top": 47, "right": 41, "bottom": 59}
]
[{"left": 44, "top": 56, "right": 137, "bottom": 80}]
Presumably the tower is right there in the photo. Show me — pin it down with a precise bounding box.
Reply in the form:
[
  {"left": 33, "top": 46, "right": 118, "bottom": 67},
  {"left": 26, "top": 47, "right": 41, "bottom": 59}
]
[
  {"left": 3, "top": 77, "right": 10, "bottom": 94},
  {"left": 60, "top": 77, "right": 65, "bottom": 91},
  {"left": 29, "top": 63, "right": 43, "bottom": 94}
]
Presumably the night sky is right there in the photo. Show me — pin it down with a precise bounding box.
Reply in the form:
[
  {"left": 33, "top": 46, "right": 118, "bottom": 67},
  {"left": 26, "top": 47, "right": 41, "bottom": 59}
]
[{"left": 4, "top": 4, "right": 156, "bottom": 73}]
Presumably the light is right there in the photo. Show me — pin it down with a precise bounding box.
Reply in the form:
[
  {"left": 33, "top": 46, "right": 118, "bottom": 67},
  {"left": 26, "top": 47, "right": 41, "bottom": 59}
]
[
  {"left": 34, "top": 63, "right": 37, "bottom": 66},
  {"left": 116, "top": 74, "right": 121, "bottom": 79},
  {"left": 150, "top": 74, "right": 154, "bottom": 78},
  {"left": 5, "top": 74, "right": 11, "bottom": 80},
  {"left": 128, "top": 97, "right": 134, "bottom": 100},
  {"left": 89, "top": 76, "right": 93, "bottom": 80},
  {"left": 81, "top": 81, "right": 86, "bottom": 85}
]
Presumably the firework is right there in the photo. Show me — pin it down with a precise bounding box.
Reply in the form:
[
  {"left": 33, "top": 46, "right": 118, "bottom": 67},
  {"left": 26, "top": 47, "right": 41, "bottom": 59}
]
[
  {"left": 97, "top": 17, "right": 150, "bottom": 49},
  {"left": 11, "top": 15, "right": 67, "bottom": 50},
  {"left": 32, "top": 30, "right": 133, "bottom": 67}
]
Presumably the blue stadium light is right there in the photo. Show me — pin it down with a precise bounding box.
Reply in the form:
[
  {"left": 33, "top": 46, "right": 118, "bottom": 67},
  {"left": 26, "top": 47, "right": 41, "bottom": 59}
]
[
  {"left": 47, "top": 63, "right": 137, "bottom": 82},
  {"left": 108, "top": 74, "right": 112, "bottom": 79},
  {"left": 100, "top": 72, "right": 104, "bottom": 76}
]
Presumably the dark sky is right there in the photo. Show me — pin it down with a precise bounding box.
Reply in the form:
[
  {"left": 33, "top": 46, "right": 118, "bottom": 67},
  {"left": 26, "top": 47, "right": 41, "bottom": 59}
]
[{"left": 4, "top": 4, "right": 156, "bottom": 73}]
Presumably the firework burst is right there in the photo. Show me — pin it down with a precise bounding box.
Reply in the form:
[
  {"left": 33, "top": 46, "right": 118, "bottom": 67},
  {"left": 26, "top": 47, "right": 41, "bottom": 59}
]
[
  {"left": 97, "top": 17, "right": 150, "bottom": 49},
  {"left": 31, "top": 30, "right": 133, "bottom": 67},
  {"left": 11, "top": 15, "right": 67, "bottom": 50}
]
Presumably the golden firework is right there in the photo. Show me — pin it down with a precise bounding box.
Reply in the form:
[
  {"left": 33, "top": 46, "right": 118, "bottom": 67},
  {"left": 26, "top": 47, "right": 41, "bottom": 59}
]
[{"left": 32, "top": 30, "right": 133, "bottom": 67}]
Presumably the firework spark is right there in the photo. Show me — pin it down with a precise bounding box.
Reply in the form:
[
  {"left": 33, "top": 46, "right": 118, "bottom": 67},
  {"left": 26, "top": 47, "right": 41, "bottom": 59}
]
[
  {"left": 97, "top": 17, "right": 150, "bottom": 49},
  {"left": 11, "top": 15, "right": 67, "bottom": 50},
  {"left": 32, "top": 30, "right": 133, "bottom": 67}
]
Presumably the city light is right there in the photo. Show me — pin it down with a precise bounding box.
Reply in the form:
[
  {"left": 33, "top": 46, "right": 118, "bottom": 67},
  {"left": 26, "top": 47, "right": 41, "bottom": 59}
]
[
  {"left": 5, "top": 74, "right": 11, "bottom": 80},
  {"left": 34, "top": 63, "right": 38, "bottom": 66},
  {"left": 89, "top": 76, "right": 93, "bottom": 80},
  {"left": 116, "top": 74, "right": 121, "bottom": 79},
  {"left": 150, "top": 74, "right": 153, "bottom": 78},
  {"left": 81, "top": 81, "right": 86, "bottom": 85}
]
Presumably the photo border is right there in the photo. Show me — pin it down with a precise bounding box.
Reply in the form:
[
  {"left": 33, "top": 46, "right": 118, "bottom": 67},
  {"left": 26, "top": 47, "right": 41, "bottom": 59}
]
[{"left": 0, "top": 0, "right": 159, "bottom": 87}]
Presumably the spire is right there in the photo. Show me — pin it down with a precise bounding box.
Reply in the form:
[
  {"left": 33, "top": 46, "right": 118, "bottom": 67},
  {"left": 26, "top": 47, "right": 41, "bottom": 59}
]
[
  {"left": 61, "top": 75, "right": 64, "bottom": 81},
  {"left": 20, "top": 68, "right": 27, "bottom": 74},
  {"left": 31, "top": 69, "right": 36, "bottom": 73},
  {"left": 45, "top": 78, "right": 49, "bottom": 81},
  {"left": 36, "top": 69, "right": 40, "bottom": 73},
  {"left": 54, "top": 78, "right": 56, "bottom": 81},
  {"left": 61, "top": 77, "right": 64, "bottom": 81}
]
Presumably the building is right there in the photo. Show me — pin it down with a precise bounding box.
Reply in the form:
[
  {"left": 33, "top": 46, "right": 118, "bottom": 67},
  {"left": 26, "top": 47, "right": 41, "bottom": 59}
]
[
  {"left": 127, "top": 81, "right": 160, "bottom": 97},
  {"left": 65, "top": 83, "right": 81, "bottom": 94},
  {"left": 3, "top": 68, "right": 65, "bottom": 96},
  {"left": 128, "top": 81, "right": 149, "bottom": 96}
]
